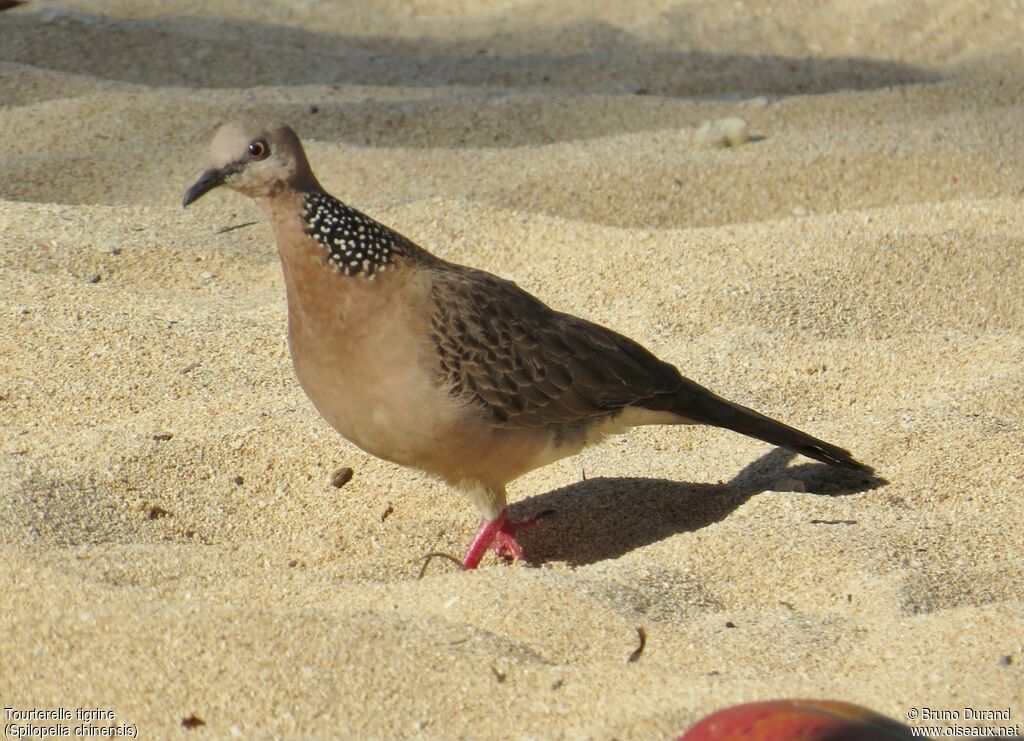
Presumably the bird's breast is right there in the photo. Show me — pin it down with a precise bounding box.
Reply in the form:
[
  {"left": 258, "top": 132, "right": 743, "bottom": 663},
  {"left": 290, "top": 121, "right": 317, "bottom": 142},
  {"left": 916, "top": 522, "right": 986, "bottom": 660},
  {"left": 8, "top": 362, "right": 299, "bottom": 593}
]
[{"left": 274, "top": 237, "right": 461, "bottom": 468}]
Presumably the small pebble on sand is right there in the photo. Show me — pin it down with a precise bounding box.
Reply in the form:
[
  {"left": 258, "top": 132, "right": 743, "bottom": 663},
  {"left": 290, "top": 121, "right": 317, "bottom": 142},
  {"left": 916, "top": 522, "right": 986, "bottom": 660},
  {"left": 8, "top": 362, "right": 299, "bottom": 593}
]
[{"left": 331, "top": 466, "right": 354, "bottom": 488}]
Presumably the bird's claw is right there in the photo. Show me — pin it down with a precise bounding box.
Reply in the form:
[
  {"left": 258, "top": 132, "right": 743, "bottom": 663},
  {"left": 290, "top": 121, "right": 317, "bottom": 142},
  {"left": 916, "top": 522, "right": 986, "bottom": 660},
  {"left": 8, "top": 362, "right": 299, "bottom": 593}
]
[{"left": 462, "top": 509, "right": 544, "bottom": 569}]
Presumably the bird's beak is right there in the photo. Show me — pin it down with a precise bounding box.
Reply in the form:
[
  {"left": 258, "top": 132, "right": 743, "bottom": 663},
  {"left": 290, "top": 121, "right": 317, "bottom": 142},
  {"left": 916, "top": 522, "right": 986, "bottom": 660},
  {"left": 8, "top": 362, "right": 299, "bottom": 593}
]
[{"left": 182, "top": 167, "right": 228, "bottom": 207}]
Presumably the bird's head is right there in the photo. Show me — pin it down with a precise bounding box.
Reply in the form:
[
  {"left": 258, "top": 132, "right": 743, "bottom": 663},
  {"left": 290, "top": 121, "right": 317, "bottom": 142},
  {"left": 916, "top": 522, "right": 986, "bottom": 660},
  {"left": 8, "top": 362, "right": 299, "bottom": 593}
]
[{"left": 183, "top": 120, "right": 319, "bottom": 207}]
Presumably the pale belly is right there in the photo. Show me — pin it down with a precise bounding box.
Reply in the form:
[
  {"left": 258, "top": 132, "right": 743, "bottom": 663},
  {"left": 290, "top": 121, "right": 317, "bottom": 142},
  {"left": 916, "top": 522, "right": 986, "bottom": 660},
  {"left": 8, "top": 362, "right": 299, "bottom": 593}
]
[
  {"left": 289, "top": 324, "right": 460, "bottom": 469},
  {"left": 297, "top": 354, "right": 575, "bottom": 494}
]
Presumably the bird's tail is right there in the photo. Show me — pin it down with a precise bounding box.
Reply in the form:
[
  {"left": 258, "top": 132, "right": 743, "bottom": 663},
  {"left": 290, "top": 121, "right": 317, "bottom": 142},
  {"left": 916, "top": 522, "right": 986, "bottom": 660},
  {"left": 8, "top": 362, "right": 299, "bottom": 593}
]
[{"left": 657, "top": 378, "right": 872, "bottom": 471}]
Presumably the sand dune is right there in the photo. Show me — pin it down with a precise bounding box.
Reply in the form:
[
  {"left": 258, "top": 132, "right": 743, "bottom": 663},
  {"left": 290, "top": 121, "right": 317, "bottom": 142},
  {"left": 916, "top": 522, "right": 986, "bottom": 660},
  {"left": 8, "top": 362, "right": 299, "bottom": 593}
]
[{"left": 1, "top": 1, "right": 1022, "bottom": 737}]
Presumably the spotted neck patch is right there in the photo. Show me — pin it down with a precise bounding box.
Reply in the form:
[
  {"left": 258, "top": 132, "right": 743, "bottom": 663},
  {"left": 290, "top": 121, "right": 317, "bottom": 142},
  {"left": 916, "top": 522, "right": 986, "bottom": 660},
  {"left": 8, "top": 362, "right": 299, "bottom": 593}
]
[{"left": 301, "top": 191, "right": 401, "bottom": 277}]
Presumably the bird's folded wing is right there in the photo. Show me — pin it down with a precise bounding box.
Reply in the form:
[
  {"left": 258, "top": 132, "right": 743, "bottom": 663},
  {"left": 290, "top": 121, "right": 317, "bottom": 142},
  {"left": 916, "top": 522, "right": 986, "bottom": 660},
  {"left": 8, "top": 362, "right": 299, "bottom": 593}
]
[{"left": 427, "top": 266, "right": 683, "bottom": 427}]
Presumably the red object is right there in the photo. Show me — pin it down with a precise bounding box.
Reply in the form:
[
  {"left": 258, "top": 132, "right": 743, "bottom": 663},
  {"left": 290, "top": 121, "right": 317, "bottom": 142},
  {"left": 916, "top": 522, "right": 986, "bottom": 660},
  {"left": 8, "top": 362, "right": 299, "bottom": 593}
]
[
  {"left": 462, "top": 508, "right": 542, "bottom": 568},
  {"left": 681, "top": 699, "right": 915, "bottom": 740}
]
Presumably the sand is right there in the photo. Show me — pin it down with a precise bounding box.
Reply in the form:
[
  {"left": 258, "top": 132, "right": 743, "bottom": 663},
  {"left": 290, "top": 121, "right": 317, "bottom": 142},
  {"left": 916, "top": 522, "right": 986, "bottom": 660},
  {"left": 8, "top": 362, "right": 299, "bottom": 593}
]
[{"left": 1, "top": 1, "right": 1022, "bottom": 738}]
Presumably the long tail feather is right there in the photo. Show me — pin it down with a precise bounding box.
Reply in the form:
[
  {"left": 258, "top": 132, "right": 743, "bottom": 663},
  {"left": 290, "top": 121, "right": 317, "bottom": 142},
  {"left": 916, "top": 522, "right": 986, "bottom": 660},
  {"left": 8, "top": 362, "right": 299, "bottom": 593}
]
[{"left": 661, "top": 378, "right": 872, "bottom": 471}]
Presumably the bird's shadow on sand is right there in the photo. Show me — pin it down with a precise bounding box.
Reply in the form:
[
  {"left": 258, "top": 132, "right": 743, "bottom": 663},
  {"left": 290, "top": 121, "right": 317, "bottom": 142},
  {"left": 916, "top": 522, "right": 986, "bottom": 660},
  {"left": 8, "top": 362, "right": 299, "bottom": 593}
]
[{"left": 511, "top": 449, "right": 885, "bottom": 566}]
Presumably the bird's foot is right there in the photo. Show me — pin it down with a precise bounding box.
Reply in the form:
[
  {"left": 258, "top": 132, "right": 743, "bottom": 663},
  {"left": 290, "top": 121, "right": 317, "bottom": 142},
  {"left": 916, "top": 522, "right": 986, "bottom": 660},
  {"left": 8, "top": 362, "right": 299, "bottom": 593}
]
[{"left": 462, "top": 509, "right": 543, "bottom": 569}]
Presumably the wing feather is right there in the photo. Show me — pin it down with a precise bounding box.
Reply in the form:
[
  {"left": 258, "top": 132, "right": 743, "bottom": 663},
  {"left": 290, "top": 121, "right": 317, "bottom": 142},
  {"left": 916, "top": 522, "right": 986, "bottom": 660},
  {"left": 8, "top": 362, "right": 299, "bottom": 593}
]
[{"left": 428, "top": 266, "right": 682, "bottom": 428}]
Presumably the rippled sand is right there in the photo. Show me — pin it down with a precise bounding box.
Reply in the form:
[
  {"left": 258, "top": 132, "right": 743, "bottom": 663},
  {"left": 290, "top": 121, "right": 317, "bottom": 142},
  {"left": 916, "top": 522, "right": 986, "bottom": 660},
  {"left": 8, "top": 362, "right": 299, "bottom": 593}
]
[{"left": 1, "top": 1, "right": 1022, "bottom": 737}]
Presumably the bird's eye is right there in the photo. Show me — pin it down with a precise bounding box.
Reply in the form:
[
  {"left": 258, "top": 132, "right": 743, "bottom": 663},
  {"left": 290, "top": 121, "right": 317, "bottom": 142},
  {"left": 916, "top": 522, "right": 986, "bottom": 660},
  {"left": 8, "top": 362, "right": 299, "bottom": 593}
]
[{"left": 247, "top": 139, "right": 269, "bottom": 161}]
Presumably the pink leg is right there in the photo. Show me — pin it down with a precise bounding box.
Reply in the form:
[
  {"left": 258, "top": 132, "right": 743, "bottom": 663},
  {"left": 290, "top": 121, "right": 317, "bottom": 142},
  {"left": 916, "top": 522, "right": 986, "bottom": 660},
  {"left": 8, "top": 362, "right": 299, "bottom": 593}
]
[{"left": 462, "top": 508, "right": 543, "bottom": 569}]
